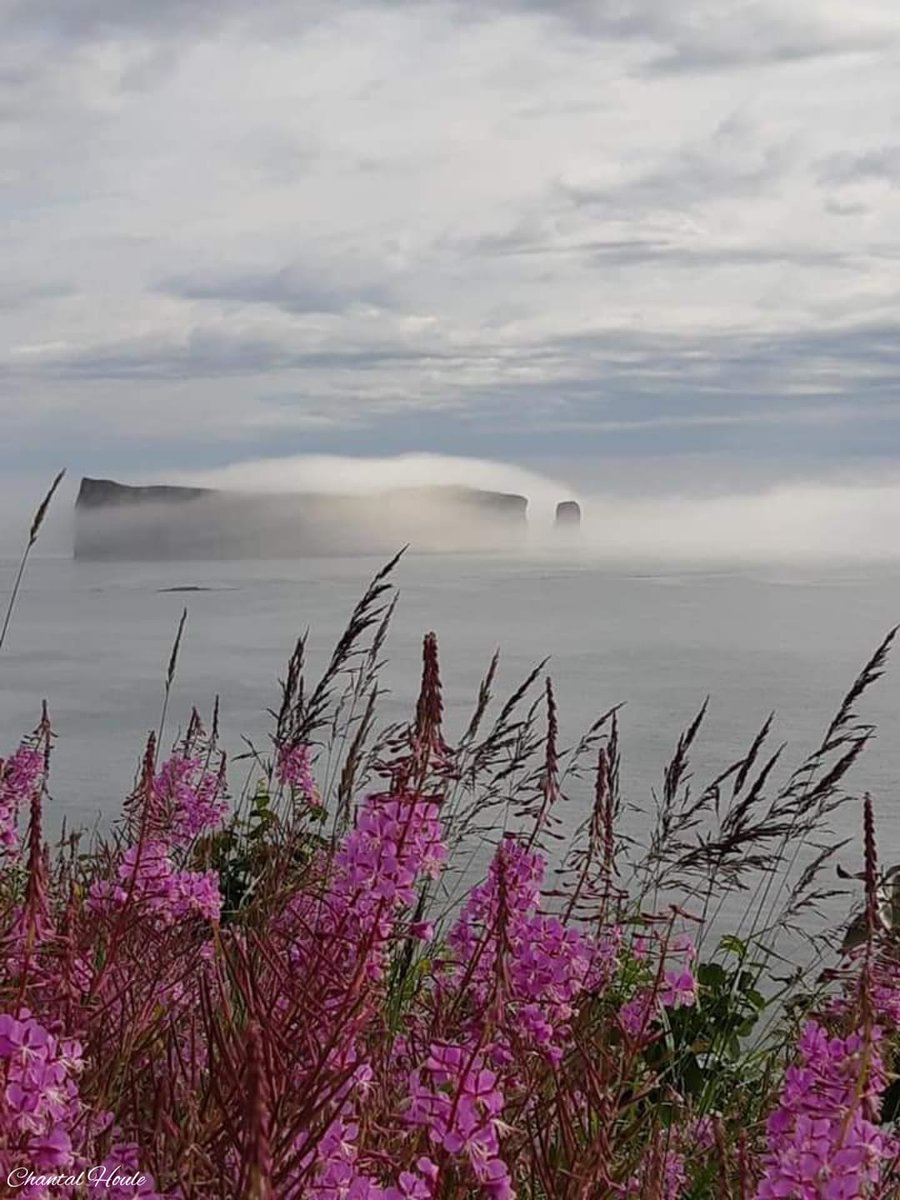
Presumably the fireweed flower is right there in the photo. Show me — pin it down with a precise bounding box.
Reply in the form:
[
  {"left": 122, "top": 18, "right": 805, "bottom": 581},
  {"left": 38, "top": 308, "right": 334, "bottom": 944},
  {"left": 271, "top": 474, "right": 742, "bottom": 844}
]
[
  {"left": 276, "top": 743, "right": 321, "bottom": 807},
  {"left": 589, "top": 925, "right": 624, "bottom": 989},
  {"left": 87, "top": 840, "right": 221, "bottom": 925},
  {"left": 152, "top": 753, "right": 228, "bottom": 845},
  {"left": 756, "top": 1020, "right": 894, "bottom": 1199},
  {"left": 0, "top": 745, "right": 44, "bottom": 858},
  {"left": 297, "top": 1113, "right": 361, "bottom": 1197},
  {"left": 0, "top": 1011, "right": 82, "bottom": 1185},
  {"left": 408, "top": 1041, "right": 513, "bottom": 1199},
  {"left": 617, "top": 992, "right": 657, "bottom": 1041},
  {"left": 89, "top": 1140, "right": 171, "bottom": 1199},
  {"left": 829, "top": 947, "right": 900, "bottom": 1031},
  {"left": 684, "top": 1115, "right": 717, "bottom": 1152},
  {"left": 660, "top": 967, "right": 698, "bottom": 1010},
  {"left": 297, "top": 1114, "right": 437, "bottom": 1200},
  {"left": 285, "top": 790, "right": 446, "bottom": 986},
  {"left": 11, "top": 674, "right": 900, "bottom": 1200},
  {"left": 671, "top": 933, "right": 697, "bottom": 963},
  {"left": 281, "top": 791, "right": 448, "bottom": 1193},
  {"left": 446, "top": 838, "right": 596, "bottom": 1064}
]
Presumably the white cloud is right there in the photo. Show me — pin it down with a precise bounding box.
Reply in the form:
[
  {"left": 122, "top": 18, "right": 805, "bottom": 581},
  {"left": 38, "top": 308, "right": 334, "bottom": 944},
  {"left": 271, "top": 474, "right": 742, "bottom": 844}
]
[
  {"left": 179, "top": 450, "right": 571, "bottom": 512},
  {"left": 1, "top": 0, "right": 899, "bottom": 469}
]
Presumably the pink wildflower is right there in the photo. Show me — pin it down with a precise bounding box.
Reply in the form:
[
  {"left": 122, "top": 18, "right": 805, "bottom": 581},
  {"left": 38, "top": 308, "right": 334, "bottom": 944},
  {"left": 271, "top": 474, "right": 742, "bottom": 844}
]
[
  {"left": 277, "top": 743, "right": 321, "bottom": 807},
  {"left": 660, "top": 968, "right": 698, "bottom": 1010},
  {"left": 756, "top": 1020, "right": 895, "bottom": 1199},
  {"left": 447, "top": 838, "right": 595, "bottom": 1064},
  {"left": 153, "top": 754, "right": 228, "bottom": 845},
  {"left": 88, "top": 840, "right": 221, "bottom": 925},
  {"left": 0, "top": 1011, "right": 82, "bottom": 1183},
  {"left": 407, "top": 1041, "right": 513, "bottom": 1199},
  {"left": 0, "top": 745, "right": 44, "bottom": 858},
  {"left": 618, "top": 992, "right": 656, "bottom": 1041}
]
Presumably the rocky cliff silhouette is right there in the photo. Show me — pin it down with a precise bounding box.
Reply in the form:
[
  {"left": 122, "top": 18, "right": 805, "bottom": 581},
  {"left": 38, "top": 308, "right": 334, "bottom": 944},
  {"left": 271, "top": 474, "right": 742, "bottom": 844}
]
[{"left": 74, "top": 477, "right": 529, "bottom": 560}]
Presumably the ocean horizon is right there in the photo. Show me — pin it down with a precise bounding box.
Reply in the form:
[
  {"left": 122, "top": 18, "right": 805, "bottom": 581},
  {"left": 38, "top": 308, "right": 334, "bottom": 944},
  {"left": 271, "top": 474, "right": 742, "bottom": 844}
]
[{"left": 3, "top": 548, "right": 898, "bottom": 958}]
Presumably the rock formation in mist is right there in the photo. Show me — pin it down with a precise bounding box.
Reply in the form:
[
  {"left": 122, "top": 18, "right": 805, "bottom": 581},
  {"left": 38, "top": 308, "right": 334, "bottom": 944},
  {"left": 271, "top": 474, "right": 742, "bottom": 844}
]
[
  {"left": 554, "top": 500, "right": 581, "bottom": 530},
  {"left": 74, "top": 477, "right": 529, "bottom": 560}
]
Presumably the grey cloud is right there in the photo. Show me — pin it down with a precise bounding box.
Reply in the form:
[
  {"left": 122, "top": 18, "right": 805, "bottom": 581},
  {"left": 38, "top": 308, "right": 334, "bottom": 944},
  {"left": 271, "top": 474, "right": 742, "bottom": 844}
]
[
  {"left": 2, "top": 327, "right": 463, "bottom": 382},
  {"left": 2, "top": 0, "right": 362, "bottom": 54},
  {"left": 446, "top": 117, "right": 797, "bottom": 269},
  {"left": 547, "top": 322, "right": 900, "bottom": 417},
  {"left": 463, "top": 0, "right": 896, "bottom": 72},
  {"left": 579, "top": 243, "right": 850, "bottom": 270},
  {"left": 7, "top": 317, "right": 899, "bottom": 419},
  {"left": 159, "top": 265, "right": 394, "bottom": 316},
  {"left": 560, "top": 119, "right": 790, "bottom": 215},
  {"left": 819, "top": 146, "right": 900, "bottom": 188},
  {"left": 5, "top": 0, "right": 279, "bottom": 39},
  {"left": 0, "top": 0, "right": 328, "bottom": 120},
  {"left": 10, "top": 0, "right": 894, "bottom": 68},
  {"left": 419, "top": 321, "right": 900, "bottom": 445},
  {"left": 0, "top": 281, "right": 75, "bottom": 310},
  {"left": 6, "top": 0, "right": 650, "bottom": 43},
  {"left": 462, "top": 226, "right": 850, "bottom": 271},
  {"left": 4, "top": 315, "right": 900, "bottom": 470},
  {"left": 645, "top": 30, "right": 884, "bottom": 75},
  {"left": 825, "top": 196, "right": 871, "bottom": 217},
  {"left": 454, "top": 0, "right": 657, "bottom": 40}
]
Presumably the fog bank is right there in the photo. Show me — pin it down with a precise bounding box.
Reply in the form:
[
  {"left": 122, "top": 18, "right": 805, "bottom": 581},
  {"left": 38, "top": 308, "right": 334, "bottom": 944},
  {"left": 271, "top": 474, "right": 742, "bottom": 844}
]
[
  {"left": 180, "top": 453, "right": 571, "bottom": 518},
  {"left": 180, "top": 454, "right": 900, "bottom": 564},
  {"left": 578, "top": 482, "right": 900, "bottom": 564},
  {"left": 5, "top": 454, "right": 900, "bottom": 564}
]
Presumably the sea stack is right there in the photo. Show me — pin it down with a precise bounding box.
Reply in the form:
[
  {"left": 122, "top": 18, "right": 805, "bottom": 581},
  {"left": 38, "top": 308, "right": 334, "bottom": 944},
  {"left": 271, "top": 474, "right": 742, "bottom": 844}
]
[{"left": 554, "top": 500, "right": 581, "bottom": 531}]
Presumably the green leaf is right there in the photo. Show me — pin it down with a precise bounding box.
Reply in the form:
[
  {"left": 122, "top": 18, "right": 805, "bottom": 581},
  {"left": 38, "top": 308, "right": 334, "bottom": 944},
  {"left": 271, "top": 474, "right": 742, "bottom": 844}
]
[
  {"left": 697, "top": 962, "right": 728, "bottom": 989},
  {"left": 718, "top": 934, "right": 747, "bottom": 957}
]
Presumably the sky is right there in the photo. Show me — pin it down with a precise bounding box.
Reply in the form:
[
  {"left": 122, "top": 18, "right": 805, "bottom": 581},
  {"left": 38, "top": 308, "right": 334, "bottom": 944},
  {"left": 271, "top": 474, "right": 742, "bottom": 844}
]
[{"left": 2, "top": 0, "right": 900, "bottom": 533}]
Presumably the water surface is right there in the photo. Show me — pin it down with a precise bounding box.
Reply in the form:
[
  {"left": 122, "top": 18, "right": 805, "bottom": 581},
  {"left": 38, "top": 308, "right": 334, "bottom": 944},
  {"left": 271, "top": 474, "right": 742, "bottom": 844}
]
[{"left": 2, "top": 552, "right": 898, "bottom": 951}]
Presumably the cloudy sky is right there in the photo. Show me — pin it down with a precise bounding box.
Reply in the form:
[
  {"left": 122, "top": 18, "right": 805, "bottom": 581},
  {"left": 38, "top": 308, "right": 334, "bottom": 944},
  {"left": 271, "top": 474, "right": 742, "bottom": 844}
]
[{"left": 2, "top": 0, "right": 900, "bottom": 504}]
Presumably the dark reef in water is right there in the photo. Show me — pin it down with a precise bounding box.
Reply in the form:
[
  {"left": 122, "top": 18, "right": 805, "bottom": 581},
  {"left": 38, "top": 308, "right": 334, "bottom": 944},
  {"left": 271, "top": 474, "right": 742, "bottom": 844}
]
[{"left": 74, "top": 477, "right": 530, "bottom": 560}]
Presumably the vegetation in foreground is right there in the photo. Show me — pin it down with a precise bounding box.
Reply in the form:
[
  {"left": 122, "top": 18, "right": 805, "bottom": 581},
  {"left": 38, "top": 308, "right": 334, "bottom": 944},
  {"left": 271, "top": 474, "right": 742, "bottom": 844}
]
[{"left": 2, "top": 505, "right": 900, "bottom": 1196}]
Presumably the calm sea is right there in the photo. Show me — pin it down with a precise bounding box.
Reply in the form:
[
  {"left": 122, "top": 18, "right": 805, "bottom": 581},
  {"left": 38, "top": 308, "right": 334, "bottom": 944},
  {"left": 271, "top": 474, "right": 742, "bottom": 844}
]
[{"left": 2, "top": 551, "right": 900, "bottom": 950}]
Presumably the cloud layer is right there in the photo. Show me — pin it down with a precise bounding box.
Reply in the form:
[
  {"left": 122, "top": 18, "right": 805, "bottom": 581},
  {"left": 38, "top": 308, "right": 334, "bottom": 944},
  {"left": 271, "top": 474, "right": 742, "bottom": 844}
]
[{"left": 1, "top": 0, "right": 899, "bottom": 477}]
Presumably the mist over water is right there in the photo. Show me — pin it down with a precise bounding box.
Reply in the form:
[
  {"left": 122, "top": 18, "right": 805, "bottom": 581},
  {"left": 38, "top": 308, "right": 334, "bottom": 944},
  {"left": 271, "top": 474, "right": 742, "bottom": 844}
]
[
  {"left": 179, "top": 453, "right": 571, "bottom": 515},
  {"left": 176, "top": 452, "right": 900, "bottom": 564},
  {"left": 7, "top": 453, "right": 900, "bottom": 565},
  {"left": 578, "top": 482, "right": 900, "bottom": 564}
]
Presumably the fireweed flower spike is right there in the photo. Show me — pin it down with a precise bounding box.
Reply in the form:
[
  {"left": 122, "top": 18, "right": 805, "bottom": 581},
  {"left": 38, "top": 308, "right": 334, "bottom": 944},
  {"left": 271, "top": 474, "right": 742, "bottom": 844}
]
[
  {"left": 755, "top": 1022, "right": 894, "bottom": 1199},
  {"left": 88, "top": 840, "right": 222, "bottom": 925},
  {"left": 445, "top": 837, "right": 598, "bottom": 1066},
  {"left": 152, "top": 751, "right": 229, "bottom": 844},
  {"left": 276, "top": 742, "right": 322, "bottom": 807},
  {"left": 0, "top": 742, "right": 44, "bottom": 859},
  {"left": 407, "top": 1041, "right": 513, "bottom": 1199}
]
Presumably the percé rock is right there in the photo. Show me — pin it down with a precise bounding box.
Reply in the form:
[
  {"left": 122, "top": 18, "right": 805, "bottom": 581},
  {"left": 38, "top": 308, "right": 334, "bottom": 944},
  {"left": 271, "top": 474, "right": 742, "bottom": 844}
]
[
  {"left": 554, "top": 500, "right": 581, "bottom": 529},
  {"left": 74, "top": 477, "right": 529, "bottom": 560},
  {"left": 76, "top": 478, "right": 211, "bottom": 509}
]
